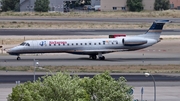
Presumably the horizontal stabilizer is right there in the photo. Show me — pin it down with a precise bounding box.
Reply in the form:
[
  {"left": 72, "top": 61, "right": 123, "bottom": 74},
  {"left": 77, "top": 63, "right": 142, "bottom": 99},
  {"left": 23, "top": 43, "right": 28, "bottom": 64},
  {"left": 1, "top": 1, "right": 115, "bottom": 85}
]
[{"left": 154, "top": 20, "right": 170, "bottom": 24}]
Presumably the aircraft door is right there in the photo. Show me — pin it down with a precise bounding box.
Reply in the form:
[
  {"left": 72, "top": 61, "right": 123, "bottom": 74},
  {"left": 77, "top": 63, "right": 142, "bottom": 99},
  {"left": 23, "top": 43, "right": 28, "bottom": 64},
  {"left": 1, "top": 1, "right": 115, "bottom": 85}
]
[{"left": 32, "top": 40, "right": 38, "bottom": 52}]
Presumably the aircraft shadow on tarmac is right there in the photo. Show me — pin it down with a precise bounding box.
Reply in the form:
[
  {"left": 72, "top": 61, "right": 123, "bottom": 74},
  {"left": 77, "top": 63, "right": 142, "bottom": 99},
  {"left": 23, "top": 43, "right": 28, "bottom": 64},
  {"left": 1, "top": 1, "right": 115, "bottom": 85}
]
[{"left": 1, "top": 57, "right": 180, "bottom": 62}]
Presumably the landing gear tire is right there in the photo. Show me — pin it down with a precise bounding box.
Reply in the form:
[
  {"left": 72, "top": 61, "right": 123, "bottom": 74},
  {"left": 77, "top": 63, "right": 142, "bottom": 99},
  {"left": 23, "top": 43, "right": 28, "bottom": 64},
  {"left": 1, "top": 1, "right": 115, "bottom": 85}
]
[
  {"left": 17, "top": 57, "right": 21, "bottom": 60},
  {"left": 99, "top": 56, "right": 105, "bottom": 60},
  {"left": 90, "top": 55, "right": 97, "bottom": 60}
]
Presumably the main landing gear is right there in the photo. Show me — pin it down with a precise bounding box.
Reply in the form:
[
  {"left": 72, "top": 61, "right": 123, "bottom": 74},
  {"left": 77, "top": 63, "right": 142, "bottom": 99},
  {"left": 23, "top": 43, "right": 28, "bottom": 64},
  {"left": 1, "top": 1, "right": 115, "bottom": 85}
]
[
  {"left": 99, "top": 56, "right": 105, "bottom": 60},
  {"left": 17, "top": 55, "right": 21, "bottom": 60},
  {"left": 89, "top": 55, "right": 97, "bottom": 60},
  {"left": 89, "top": 53, "right": 105, "bottom": 60}
]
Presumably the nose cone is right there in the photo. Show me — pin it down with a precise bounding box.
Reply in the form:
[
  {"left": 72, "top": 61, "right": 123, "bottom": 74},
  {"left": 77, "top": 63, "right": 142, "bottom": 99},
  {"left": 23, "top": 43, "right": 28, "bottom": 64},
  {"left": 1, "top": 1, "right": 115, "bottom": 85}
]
[
  {"left": 6, "top": 47, "right": 20, "bottom": 55},
  {"left": 6, "top": 48, "right": 12, "bottom": 54},
  {"left": 6, "top": 48, "right": 14, "bottom": 54}
]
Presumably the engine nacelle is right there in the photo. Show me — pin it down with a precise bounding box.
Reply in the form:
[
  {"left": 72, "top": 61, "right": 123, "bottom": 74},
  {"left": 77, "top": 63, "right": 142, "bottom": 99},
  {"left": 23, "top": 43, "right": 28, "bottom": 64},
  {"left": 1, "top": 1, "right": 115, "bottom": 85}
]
[{"left": 122, "top": 38, "right": 147, "bottom": 46}]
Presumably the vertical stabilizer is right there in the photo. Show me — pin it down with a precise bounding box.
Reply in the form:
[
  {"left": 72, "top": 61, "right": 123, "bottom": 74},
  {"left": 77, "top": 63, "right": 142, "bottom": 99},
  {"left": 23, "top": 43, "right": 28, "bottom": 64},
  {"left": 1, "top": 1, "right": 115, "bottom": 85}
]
[{"left": 139, "top": 20, "right": 169, "bottom": 41}]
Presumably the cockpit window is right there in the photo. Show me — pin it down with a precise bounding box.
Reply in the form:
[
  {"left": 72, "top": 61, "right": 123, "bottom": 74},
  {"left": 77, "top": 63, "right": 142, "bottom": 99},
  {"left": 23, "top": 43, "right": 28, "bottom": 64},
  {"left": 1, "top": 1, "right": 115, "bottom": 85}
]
[
  {"left": 20, "top": 42, "right": 26, "bottom": 46},
  {"left": 19, "top": 42, "right": 30, "bottom": 46},
  {"left": 26, "top": 43, "right": 30, "bottom": 46}
]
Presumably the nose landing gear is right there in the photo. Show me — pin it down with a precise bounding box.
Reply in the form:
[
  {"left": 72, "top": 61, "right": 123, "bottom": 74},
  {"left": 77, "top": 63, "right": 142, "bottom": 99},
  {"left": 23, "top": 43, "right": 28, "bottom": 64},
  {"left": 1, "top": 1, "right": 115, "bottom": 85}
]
[{"left": 17, "top": 56, "right": 21, "bottom": 60}]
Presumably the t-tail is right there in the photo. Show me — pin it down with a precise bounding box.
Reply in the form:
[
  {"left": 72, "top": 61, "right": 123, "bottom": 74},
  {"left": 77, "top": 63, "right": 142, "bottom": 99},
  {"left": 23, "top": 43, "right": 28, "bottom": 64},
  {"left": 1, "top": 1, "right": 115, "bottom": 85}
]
[{"left": 138, "top": 20, "right": 170, "bottom": 41}]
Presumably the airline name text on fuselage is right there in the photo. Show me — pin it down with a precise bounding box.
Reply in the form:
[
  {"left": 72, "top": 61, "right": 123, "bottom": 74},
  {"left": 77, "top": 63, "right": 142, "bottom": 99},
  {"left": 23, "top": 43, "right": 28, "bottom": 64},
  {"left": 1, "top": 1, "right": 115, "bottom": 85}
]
[{"left": 49, "top": 41, "right": 67, "bottom": 45}]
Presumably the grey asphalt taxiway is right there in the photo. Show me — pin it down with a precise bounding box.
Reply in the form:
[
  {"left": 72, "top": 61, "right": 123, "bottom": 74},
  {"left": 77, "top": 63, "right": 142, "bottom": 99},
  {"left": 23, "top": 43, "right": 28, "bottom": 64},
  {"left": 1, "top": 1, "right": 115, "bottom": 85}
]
[
  {"left": 0, "top": 51, "right": 180, "bottom": 66},
  {"left": 1, "top": 29, "right": 180, "bottom": 36},
  {"left": 1, "top": 72, "right": 180, "bottom": 83}
]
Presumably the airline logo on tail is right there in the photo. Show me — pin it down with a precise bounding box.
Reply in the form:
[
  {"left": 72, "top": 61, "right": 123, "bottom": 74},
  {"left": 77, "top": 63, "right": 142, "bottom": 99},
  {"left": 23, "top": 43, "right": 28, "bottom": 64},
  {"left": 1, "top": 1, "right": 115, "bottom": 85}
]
[{"left": 149, "top": 20, "right": 170, "bottom": 30}]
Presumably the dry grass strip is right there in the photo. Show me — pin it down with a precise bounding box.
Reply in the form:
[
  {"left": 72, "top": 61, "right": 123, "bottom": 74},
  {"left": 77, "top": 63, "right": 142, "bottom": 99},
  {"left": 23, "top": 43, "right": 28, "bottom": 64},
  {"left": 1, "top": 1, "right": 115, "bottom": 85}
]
[
  {"left": 1, "top": 10, "right": 180, "bottom": 18},
  {"left": 0, "top": 21, "right": 179, "bottom": 29},
  {"left": 1, "top": 65, "right": 180, "bottom": 73}
]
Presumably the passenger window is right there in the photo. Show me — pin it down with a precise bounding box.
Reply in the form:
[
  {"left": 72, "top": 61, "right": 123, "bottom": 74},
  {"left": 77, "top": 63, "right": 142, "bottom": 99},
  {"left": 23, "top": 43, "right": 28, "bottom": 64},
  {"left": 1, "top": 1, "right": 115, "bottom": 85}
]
[
  {"left": 89, "top": 43, "right": 91, "bottom": 45},
  {"left": 72, "top": 43, "right": 74, "bottom": 45},
  {"left": 63, "top": 44, "right": 65, "bottom": 46},
  {"left": 76, "top": 43, "right": 78, "bottom": 45},
  {"left": 99, "top": 43, "right": 101, "bottom": 45},
  {"left": 116, "top": 42, "right": 118, "bottom": 44},
  {"left": 85, "top": 43, "right": 87, "bottom": 45},
  {"left": 58, "top": 44, "right": 60, "bottom": 46},
  {"left": 67, "top": 43, "right": 69, "bottom": 46},
  {"left": 80, "top": 43, "right": 83, "bottom": 45},
  {"left": 94, "top": 43, "right": 96, "bottom": 45}
]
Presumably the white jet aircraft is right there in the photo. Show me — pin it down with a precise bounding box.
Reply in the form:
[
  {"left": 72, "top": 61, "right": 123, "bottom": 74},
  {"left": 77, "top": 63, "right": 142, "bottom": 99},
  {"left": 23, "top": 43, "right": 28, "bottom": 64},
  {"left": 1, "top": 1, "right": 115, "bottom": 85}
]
[{"left": 7, "top": 20, "right": 169, "bottom": 60}]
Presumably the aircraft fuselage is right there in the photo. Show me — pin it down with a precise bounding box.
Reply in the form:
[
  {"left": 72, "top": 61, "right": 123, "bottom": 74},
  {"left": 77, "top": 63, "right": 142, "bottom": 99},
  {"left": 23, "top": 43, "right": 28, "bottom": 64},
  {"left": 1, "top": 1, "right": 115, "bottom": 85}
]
[{"left": 8, "top": 37, "right": 157, "bottom": 55}]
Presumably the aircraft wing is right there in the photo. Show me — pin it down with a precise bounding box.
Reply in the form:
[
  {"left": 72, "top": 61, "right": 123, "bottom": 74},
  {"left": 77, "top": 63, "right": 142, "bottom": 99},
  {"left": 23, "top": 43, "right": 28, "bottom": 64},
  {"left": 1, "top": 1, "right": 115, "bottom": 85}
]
[{"left": 67, "top": 49, "right": 128, "bottom": 55}]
